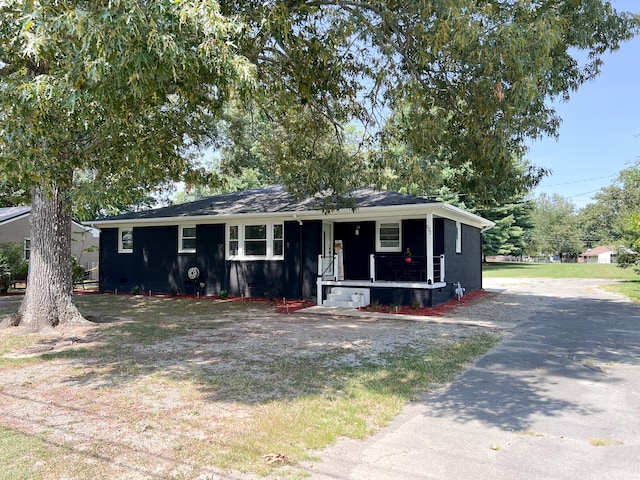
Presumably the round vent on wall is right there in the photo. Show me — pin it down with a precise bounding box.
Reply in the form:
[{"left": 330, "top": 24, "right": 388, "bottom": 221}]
[{"left": 187, "top": 266, "right": 200, "bottom": 280}]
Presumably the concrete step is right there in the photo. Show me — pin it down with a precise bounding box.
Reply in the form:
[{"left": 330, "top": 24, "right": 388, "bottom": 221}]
[
  {"left": 324, "top": 287, "right": 370, "bottom": 307},
  {"left": 323, "top": 300, "right": 362, "bottom": 307}
]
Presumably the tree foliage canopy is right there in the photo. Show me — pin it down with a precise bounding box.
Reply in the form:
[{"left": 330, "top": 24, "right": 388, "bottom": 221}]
[
  {"left": 529, "top": 193, "right": 583, "bottom": 258},
  {"left": 1, "top": 1, "right": 637, "bottom": 207},
  {"left": 579, "top": 161, "right": 640, "bottom": 247},
  {"left": 1, "top": 0, "right": 252, "bottom": 213}
]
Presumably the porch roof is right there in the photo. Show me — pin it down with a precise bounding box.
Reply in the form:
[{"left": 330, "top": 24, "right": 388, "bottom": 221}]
[{"left": 88, "top": 185, "right": 494, "bottom": 230}]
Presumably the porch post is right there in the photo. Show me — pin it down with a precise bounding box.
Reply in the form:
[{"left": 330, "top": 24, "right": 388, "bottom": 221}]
[
  {"left": 426, "top": 212, "right": 434, "bottom": 283},
  {"left": 316, "top": 276, "right": 323, "bottom": 305},
  {"left": 370, "top": 254, "right": 376, "bottom": 282}
]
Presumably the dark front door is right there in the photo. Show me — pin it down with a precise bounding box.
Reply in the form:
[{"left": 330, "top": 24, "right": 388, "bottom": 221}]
[{"left": 334, "top": 221, "right": 375, "bottom": 280}]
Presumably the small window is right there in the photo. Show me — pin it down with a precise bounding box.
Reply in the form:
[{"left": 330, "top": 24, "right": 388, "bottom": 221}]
[
  {"left": 119, "top": 227, "right": 133, "bottom": 253},
  {"left": 376, "top": 221, "right": 401, "bottom": 252},
  {"left": 273, "top": 224, "right": 283, "bottom": 256},
  {"left": 228, "top": 225, "right": 239, "bottom": 256},
  {"left": 456, "top": 221, "right": 462, "bottom": 253},
  {"left": 24, "top": 238, "right": 31, "bottom": 261},
  {"left": 179, "top": 226, "right": 196, "bottom": 253}
]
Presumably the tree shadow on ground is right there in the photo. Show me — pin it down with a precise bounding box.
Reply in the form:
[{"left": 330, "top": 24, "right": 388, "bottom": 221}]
[
  {"left": 2, "top": 286, "right": 639, "bottom": 429},
  {"left": 418, "top": 286, "right": 640, "bottom": 432}
]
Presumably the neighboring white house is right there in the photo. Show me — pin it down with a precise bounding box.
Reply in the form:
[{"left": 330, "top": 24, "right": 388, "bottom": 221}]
[
  {"left": 580, "top": 246, "right": 620, "bottom": 264},
  {"left": 0, "top": 206, "right": 100, "bottom": 279}
]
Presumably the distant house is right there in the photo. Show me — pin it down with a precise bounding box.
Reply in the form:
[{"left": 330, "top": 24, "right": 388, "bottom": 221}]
[
  {"left": 88, "top": 185, "right": 494, "bottom": 307},
  {"left": 0, "top": 206, "right": 100, "bottom": 277},
  {"left": 580, "top": 246, "right": 620, "bottom": 264}
]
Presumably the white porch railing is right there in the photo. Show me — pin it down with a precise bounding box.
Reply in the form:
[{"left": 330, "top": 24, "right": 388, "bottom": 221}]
[
  {"left": 369, "top": 254, "right": 445, "bottom": 284},
  {"left": 316, "top": 254, "right": 446, "bottom": 306},
  {"left": 318, "top": 254, "right": 339, "bottom": 280}
]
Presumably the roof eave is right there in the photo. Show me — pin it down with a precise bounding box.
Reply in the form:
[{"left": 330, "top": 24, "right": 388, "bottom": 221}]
[{"left": 86, "top": 202, "right": 493, "bottom": 229}]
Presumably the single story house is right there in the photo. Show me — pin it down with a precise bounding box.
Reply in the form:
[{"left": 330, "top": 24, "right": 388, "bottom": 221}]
[
  {"left": 580, "top": 246, "right": 620, "bottom": 264},
  {"left": 0, "top": 206, "right": 100, "bottom": 278},
  {"left": 88, "top": 185, "right": 494, "bottom": 307}
]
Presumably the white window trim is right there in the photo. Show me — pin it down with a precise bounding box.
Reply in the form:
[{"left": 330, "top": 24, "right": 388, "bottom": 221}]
[
  {"left": 178, "top": 225, "right": 197, "bottom": 254},
  {"left": 376, "top": 220, "right": 402, "bottom": 252},
  {"left": 455, "top": 221, "right": 462, "bottom": 253},
  {"left": 226, "top": 222, "right": 284, "bottom": 260},
  {"left": 118, "top": 227, "right": 133, "bottom": 253}
]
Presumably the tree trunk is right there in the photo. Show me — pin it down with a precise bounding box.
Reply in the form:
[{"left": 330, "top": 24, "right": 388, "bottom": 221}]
[{"left": 10, "top": 185, "right": 88, "bottom": 329}]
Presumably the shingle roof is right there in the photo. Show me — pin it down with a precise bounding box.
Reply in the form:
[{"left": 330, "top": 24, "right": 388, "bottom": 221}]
[
  {"left": 93, "top": 185, "right": 437, "bottom": 221},
  {"left": 580, "top": 246, "right": 618, "bottom": 256},
  {"left": 0, "top": 206, "right": 31, "bottom": 225}
]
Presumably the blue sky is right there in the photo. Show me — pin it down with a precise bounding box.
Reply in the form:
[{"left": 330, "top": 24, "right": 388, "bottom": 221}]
[{"left": 526, "top": 0, "right": 640, "bottom": 208}]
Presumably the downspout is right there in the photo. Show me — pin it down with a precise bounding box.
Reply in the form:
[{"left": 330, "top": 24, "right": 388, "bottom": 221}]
[
  {"left": 480, "top": 224, "right": 494, "bottom": 291},
  {"left": 294, "top": 214, "right": 303, "bottom": 299}
]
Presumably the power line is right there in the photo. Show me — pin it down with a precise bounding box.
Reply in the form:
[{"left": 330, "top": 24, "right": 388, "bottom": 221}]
[
  {"left": 541, "top": 174, "right": 617, "bottom": 188},
  {"left": 567, "top": 189, "right": 603, "bottom": 199}
]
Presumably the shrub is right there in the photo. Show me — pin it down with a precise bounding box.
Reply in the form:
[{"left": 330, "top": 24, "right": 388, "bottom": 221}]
[
  {"left": 0, "top": 242, "right": 28, "bottom": 293},
  {"left": 71, "top": 256, "right": 86, "bottom": 284}
]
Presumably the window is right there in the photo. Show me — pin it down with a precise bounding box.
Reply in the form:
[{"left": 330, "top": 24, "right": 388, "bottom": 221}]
[
  {"left": 456, "top": 221, "right": 462, "bottom": 253},
  {"left": 179, "top": 226, "right": 196, "bottom": 253},
  {"left": 24, "top": 238, "right": 30, "bottom": 261},
  {"left": 229, "top": 225, "right": 239, "bottom": 256},
  {"left": 227, "top": 223, "right": 284, "bottom": 260},
  {"left": 376, "top": 221, "right": 401, "bottom": 252},
  {"left": 118, "top": 227, "right": 133, "bottom": 253},
  {"left": 245, "top": 224, "right": 267, "bottom": 256},
  {"left": 273, "top": 224, "right": 283, "bottom": 256}
]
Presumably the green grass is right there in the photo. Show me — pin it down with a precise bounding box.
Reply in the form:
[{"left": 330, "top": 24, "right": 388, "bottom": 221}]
[
  {"left": 483, "top": 262, "right": 639, "bottom": 280},
  {"left": 483, "top": 262, "right": 640, "bottom": 304},
  {"left": 601, "top": 280, "right": 640, "bottom": 304},
  {"left": 0, "top": 427, "right": 46, "bottom": 480}
]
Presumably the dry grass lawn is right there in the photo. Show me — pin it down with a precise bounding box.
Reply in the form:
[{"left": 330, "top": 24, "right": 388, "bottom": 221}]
[{"left": 0, "top": 293, "right": 498, "bottom": 479}]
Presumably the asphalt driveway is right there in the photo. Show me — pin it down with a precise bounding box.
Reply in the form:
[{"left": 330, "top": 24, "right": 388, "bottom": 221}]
[{"left": 303, "top": 278, "right": 640, "bottom": 480}]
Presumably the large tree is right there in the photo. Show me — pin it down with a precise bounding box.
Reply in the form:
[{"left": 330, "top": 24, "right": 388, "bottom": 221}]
[
  {"left": 0, "top": 1, "right": 637, "bottom": 328},
  {"left": 0, "top": 1, "right": 249, "bottom": 327},
  {"left": 579, "top": 161, "right": 640, "bottom": 248},
  {"left": 529, "top": 193, "right": 583, "bottom": 260}
]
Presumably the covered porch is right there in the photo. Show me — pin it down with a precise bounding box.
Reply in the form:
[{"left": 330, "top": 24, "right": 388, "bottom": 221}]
[{"left": 316, "top": 253, "right": 448, "bottom": 307}]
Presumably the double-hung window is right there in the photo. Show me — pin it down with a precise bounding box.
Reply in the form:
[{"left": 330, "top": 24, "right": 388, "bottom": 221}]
[
  {"left": 244, "top": 224, "right": 267, "bottom": 256},
  {"left": 227, "top": 223, "right": 284, "bottom": 260},
  {"left": 179, "top": 226, "right": 197, "bottom": 253},
  {"left": 376, "top": 221, "right": 401, "bottom": 252},
  {"left": 118, "top": 227, "right": 133, "bottom": 253}
]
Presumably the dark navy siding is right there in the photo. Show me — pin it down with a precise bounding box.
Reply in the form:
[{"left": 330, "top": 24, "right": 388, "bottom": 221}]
[
  {"left": 99, "top": 216, "right": 484, "bottom": 306},
  {"left": 193, "top": 224, "right": 226, "bottom": 295},
  {"left": 100, "top": 221, "right": 322, "bottom": 300},
  {"left": 101, "top": 225, "right": 204, "bottom": 295},
  {"left": 302, "top": 221, "right": 322, "bottom": 298},
  {"left": 441, "top": 220, "right": 483, "bottom": 298},
  {"left": 403, "top": 219, "right": 427, "bottom": 256}
]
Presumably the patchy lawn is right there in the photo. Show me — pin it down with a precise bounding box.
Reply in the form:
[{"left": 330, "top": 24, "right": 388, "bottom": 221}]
[{"left": 0, "top": 294, "right": 498, "bottom": 479}]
